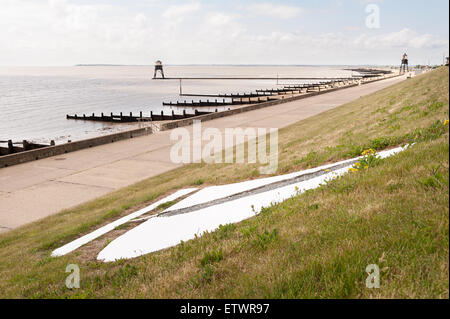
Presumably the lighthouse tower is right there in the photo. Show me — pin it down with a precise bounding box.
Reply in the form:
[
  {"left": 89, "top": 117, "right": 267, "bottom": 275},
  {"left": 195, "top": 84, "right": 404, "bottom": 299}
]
[
  {"left": 400, "top": 53, "right": 409, "bottom": 74},
  {"left": 153, "top": 60, "right": 165, "bottom": 79}
]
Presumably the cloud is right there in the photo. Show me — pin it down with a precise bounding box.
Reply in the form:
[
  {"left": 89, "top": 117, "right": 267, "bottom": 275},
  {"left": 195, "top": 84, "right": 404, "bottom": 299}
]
[
  {"left": 203, "top": 13, "right": 245, "bottom": 40},
  {"left": 0, "top": 0, "right": 158, "bottom": 65},
  {"left": 206, "top": 13, "right": 235, "bottom": 27},
  {"left": 0, "top": 1, "right": 447, "bottom": 66},
  {"left": 248, "top": 2, "right": 304, "bottom": 19},
  {"left": 251, "top": 27, "right": 448, "bottom": 52},
  {"left": 162, "top": 2, "right": 201, "bottom": 20},
  {"left": 352, "top": 28, "right": 448, "bottom": 50}
]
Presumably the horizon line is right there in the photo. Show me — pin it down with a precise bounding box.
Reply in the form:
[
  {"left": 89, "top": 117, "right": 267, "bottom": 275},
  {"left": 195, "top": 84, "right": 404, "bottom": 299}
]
[{"left": 0, "top": 63, "right": 405, "bottom": 68}]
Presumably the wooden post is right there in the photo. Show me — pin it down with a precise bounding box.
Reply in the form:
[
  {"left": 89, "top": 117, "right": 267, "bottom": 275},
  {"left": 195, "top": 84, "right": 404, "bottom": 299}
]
[
  {"left": 23, "top": 140, "right": 29, "bottom": 151},
  {"left": 8, "top": 140, "right": 14, "bottom": 154}
]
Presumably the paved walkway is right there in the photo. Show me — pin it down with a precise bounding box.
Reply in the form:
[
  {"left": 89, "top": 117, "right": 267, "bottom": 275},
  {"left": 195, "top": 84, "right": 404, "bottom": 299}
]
[{"left": 0, "top": 76, "right": 405, "bottom": 232}]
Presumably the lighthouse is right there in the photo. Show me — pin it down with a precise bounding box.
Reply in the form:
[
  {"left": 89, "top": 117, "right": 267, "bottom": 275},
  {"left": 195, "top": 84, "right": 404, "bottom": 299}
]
[
  {"left": 400, "top": 53, "right": 409, "bottom": 74},
  {"left": 153, "top": 60, "right": 165, "bottom": 79}
]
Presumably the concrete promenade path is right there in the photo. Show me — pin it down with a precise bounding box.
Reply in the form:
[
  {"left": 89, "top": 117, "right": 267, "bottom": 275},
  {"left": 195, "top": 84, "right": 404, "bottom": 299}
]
[{"left": 0, "top": 76, "right": 405, "bottom": 233}]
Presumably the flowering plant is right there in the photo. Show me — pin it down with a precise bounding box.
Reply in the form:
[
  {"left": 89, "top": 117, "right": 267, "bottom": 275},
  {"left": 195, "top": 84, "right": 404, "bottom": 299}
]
[{"left": 349, "top": 148, "right": 380, "bottom": 173}]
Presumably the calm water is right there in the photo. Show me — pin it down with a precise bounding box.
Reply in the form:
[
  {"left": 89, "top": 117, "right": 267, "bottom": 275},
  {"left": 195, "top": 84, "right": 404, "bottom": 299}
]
[{"left": 0, "top": 65, "right": 354, "bottom": 144}]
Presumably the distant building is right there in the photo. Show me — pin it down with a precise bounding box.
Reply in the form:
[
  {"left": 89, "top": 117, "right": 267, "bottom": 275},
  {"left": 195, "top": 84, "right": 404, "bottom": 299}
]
[{"left": 154, "top": 60, "right": 165, "bottom": 79}]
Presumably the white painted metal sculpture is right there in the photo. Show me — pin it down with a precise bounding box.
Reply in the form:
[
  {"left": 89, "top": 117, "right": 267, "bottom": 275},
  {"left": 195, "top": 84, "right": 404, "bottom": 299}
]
[{"left": 51, "top": 146, "right": 409, "bottom": 261}]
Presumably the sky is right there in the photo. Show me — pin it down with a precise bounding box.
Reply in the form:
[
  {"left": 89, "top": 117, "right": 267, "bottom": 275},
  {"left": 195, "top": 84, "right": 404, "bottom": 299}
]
[{"left": 0, "top": 0, "right": 449, "bottom": 66}]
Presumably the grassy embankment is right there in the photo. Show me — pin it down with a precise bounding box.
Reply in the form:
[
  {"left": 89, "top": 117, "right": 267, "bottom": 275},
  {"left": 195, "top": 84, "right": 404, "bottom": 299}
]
[{"left": 0, "top": 67, "right": 448, "bottom": 298}]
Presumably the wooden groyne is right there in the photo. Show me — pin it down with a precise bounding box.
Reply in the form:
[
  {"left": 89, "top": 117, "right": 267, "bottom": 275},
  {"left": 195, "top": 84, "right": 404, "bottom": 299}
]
[
  {"left": 179, "top": 83, "right": 332, "bottom": 99},
  {"left": 152, "top": 76, "right": 369, "bottom": 81},
  {"left": 180, "top": 91, "right": 277, "bottom": 98},
  {"left": 165, "top": 78, "right": 368, "bottom": 107},
  {"left": 66, "top": 76, "right": 381, "bottom": 123},
  {"left": 162, "top": 97, "right": 278, "bottom": 107},
  {"left": 66, "top": 110, "right": 212, "bottom": 122},
  {"left": 0, "top": 140, "right": 55, "bottom": 157},
  {"left": 345, "top": 68, "right": 393, "bottom": 76}
]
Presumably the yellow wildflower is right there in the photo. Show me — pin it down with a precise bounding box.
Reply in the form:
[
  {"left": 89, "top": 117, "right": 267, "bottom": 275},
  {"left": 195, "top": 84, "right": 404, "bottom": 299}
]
[
  {"left": 444, "top": 119, "right": 449, "bottom": 126},
  {"left": 325, "top": 169, "right": 330, "bottom": 173},
  {"left": 364, "top": 166, "right": 369, "bottom": 170},
  {"left": 348, "top": 167, "right": 358, "bottom": 173},
  {"left": 362, "top": 149, "right": 376, "bottom": 156}
]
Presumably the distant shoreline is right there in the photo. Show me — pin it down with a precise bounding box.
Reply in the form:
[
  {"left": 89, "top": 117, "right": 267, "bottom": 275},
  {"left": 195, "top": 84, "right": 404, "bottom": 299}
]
[{"left": 74, "top": 64, "right": 394, "bottom": 67}]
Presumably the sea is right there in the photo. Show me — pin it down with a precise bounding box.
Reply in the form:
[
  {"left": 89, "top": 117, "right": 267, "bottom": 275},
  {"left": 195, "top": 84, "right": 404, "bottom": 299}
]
[{"left": 0, "top": 65, "right": 356, "bottom": 144}]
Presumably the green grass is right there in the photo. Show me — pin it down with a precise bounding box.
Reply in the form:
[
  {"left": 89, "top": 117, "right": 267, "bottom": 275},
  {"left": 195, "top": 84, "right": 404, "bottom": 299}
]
[{"left": 0, "top": 67, "right": 448, "bottom": 298}]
